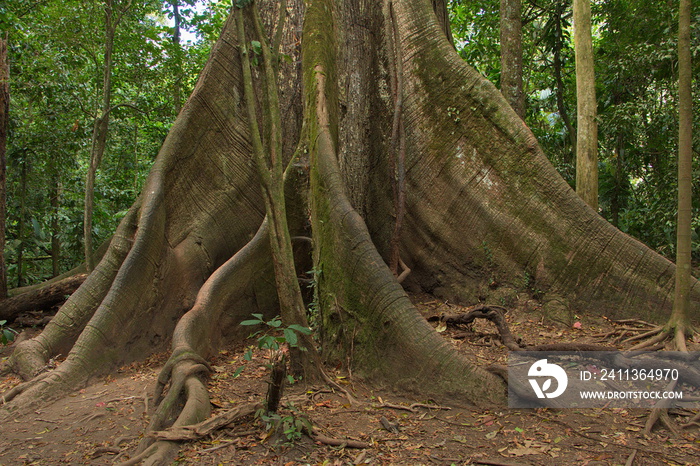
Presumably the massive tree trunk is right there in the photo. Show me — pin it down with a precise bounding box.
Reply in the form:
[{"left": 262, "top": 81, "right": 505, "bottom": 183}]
[{"left": 1, "top": 0, "right": 698, "bottom": 462}]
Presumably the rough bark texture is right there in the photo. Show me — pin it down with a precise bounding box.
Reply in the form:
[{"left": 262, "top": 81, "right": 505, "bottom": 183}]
[
  {"left": 1, "top": 0, "right": 698, "bottom": 462},
  {"left": 573, "top": 0, "right": 598, "bottom": 209}
]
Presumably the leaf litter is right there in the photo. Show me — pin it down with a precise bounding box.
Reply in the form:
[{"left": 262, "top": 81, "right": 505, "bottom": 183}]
[{"left": 0, "top": 294, "right": 698, "bottom": 464}]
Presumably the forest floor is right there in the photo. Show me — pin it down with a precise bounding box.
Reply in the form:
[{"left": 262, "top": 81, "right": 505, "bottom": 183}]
[{"left": 1, "top": 294, "right": 699, "bottom": 465}]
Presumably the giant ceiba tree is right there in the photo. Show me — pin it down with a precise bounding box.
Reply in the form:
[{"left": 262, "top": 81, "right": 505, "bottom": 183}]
[{"left": 1, "top": 0, "right": 698, "bottom": 463}]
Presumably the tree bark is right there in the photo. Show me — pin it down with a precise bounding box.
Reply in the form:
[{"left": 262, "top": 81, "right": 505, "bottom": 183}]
[
  {"left": 573, "top": 0, "right": 598, "bottom": 210},
  {"left": 500, "top": 0, "right": 525, "bottom": 118}
]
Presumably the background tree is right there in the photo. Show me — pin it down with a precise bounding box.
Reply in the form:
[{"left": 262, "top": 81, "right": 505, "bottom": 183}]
[
  {"left": 573, "top": 0, "right": 598, "bottom": 210},
  {"left": 670, "top": 0, "right": 693, "bottom": 350},
  {"left": 84, "top": 0, "right": 137, "bottom": 272},
  {"left": 170, "top": 0, "right": 183, "bottom": 115},
  {"left": 0, "top": 34, "right": 8, "bottom": 299},
  {"left": 499, "top": 0, "right": 524, "bottom": 118},
  {"left": 0, "top": 0, "right": 219, "bottom": 289}
]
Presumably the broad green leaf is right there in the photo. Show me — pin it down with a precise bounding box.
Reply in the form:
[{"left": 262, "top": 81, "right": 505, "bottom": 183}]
[
  {"left": 240, "top": 319, "right": 262, "bottom": 326},
  {"left": 287, "top": 324, "right": 312, "bottom": 335},
  {"left": 283, "top": 328, "right": 298, "bottom": 346}
]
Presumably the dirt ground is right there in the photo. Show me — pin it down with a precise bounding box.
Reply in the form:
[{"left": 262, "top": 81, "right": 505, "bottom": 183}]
[{"left": 1, "top": 294, "right": 699, "bottom": 465}]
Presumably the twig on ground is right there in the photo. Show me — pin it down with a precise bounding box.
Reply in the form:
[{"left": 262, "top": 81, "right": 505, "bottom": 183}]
[
  {"left": 91, "top": 446, "right": 120, "bottom": 458},
  {"left": 200, "top": 440, "right": 237, "bottom": 453},
  {"left": 680, "top": 411, "right": 700, "bottom": 429},
  {"left": 311, "top": 428, "right": 370, "bottom": 448}
]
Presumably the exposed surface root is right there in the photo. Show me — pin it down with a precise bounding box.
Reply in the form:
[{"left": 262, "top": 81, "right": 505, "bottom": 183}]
[
  {"left": 433, "top": 305, "right": 617, "bottom": 352},
  {"left": 1, "top": 371, "right": 51, "bottom": 405},
  {"left": 154, "top": 348, "right": 212, "bottom": 405},
  {"left": 310, "top": 428, "right": 371, "bottom": 449},
  {"left": 681, "top": 411, "right": 700, "bottom": 428},
  {"left": 0, "top": 361, "right": 89, "bottom": 420},
  {"left": 620, "top": 321, "right": 697, "bottom": 434},
  {"left": 627, "top": 324, "right": 696, "bottom": 351},
  {"left": 149, "top": 402, "right": 262, "bottom": 441},
  {"left": 436, "top": 305, "right": 521, "bottom": 351},
  {"left": 643, "top": 380, "right": 681, "bottom": 435}
]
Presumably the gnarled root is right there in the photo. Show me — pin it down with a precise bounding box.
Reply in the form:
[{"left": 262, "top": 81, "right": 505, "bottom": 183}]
[
  {"left": 627, "top": 324, "right": 696, "bottom": 352},
  {"left": 120, "top": 375, "right": 211, "bottom": 466},
  {"left": 0, "top": 360, "right": 91, "bottom": 419},
  {"left": 125, "top": 222, "right": 275, "bottom": 463},
  {"left": 643, "top": 380, "right": 681, "bottom": 436},
  {"left": 0, "top": 371, "right": 51, "bottom": 405},
  {"left": 434, "top": 305, "right": 617, "bottom": 352},
  {"left": 436, "top": 305, "right": 521, "bottom": 351}
]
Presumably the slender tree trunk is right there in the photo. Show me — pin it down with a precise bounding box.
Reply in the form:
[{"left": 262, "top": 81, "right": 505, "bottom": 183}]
[
  {"left": 0, "top": 34, "right": 8, "bottom": 299},
  {"left": 17, "top": 162, "right": 27, "bottom": 288},
  {"left": 500, "top": 0, "right": 524, "bottom": 118},
  {"left": 553, "top": 5, "right": 576, "bottom": 162},
  {"left": 84, "top": 0, "right": 116, "bottom": 272},
  {"left": 670, "top": 0, "right": 693, "bottom": 349},
  {"left": 171, "top": 0, "right": 183, "bottom": 115},
  {"left": 611, "top": 134, "right": 624, "bottom": 228},
  {"left": 235, "top": 3, "right": 320, "bottom": 379},
  {"left": 573, "top": 0, "right": 598, "bottom": 210},
  {"left": 50, "top": 175, "right": 61, "bottom": 278}
]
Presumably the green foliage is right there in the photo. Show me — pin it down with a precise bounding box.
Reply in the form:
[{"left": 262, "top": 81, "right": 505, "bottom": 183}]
[
  {"left": 256, "top": 403, "right": 313, "bottom": 445},
  {"left": 0, "top": 320, "right": 19, "bottom": 345},
  {"left": 240, "top": 314, "right": 312, "bottom": 352},
  {"left": 237, "top": 314, "right": 312, "bottom": 378},
  {"left": 305, "top": 266, "right": 322, "bottom": 327},
  {"left": 3, "top": 0, "right": 221, "bottom": 287}
]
